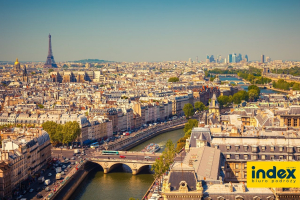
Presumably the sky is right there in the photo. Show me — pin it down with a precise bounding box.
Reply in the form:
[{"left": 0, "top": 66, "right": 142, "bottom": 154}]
[{"left": 1, "top": 0, "right": 300, "bottom": 62}]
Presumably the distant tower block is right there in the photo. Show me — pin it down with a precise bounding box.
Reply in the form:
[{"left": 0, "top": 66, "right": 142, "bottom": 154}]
[{"left": 44, "top": 34, "right": 58, "bottom": 68}]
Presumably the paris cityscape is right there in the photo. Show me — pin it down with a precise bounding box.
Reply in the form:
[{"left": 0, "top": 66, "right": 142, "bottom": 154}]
[{"left": 1, "top": 1, "right": 300, "bottom": 200}]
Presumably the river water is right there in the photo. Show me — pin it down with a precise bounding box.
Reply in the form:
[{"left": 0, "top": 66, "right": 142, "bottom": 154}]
[
  {"left": 219, "top": 76, "right": 280, "bottom": 94},
  {"left": 73, "top": 128, "right": 184, "bottom": 200}
]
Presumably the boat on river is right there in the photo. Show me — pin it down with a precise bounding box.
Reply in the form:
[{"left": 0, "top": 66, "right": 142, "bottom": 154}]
[{"left": 142, "top": 143, "right": 160, "bottom": 153}]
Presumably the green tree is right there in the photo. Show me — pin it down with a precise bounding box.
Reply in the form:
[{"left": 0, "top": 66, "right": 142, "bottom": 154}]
[
  {"left": 37, "top": 104, "right": 44, "bottom": 109},
  {"left": 194, "top": 101, "right": 206, "bottom": 111},
  {"left": 217, "top": 96, "right": 230, "bottom": 108},
  {"left": 183, "top": 103, "right": 194, "bottom": 118},
  {"left": 164, "top": 140, "right": 176, "bottom": 166},
  {"left": 183, "top": 119, "right": 198, "bottom": 134},
  {"left": 62, "top": 121, "right": 81, "bottom": 145},
  {"left": 210, "top": 76, "right": 216, "bottom": 82},
  {"left": 42, "top": 121, "right": 59, "bottom": 143},
  {"left": 248, "top": 85, "right": 260, "bottom": 96},
  {"left": 129, "top": 198, "right": 139, "bottom": 200},
  {"left": 168, "top": 77, "right": 179, "bottom": 82},
  {"left": 48, "top": 69, "right": 54, "bottom": 73},
  {"left": 248, "top": 89, "right": 259, "bottom": 101}
]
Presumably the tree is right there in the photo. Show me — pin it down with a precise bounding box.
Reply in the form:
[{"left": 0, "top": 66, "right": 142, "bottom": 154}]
[
  {"left": 37, "top": 104, "right": 44, "bottom": 109},
  {"left": 194, "top": 101, "right": 206, "bottom": 111},
  {"left": 62, "top": 121, "right": 81, "bottom": 145},
  {"left": 183, "top": 103, "right": 194, "bottom": 118},
  {"left": 248, "top": 85, "right": 260, "bottom": 96},
  {"left": 42, "top": 121, "right": 59, "bottom": 143},
  {"left": 184, "top": 119, "right": 198, "bottom": 134},
  {"left": 217, "top": 96, "right": 231, "bottom": 108},
  {"left": 48, "top": 69, "right": 54, "bottom": 73},
  {"left": 164, "top": 140, "right": 176, "bottom": 166},
  {"left": 168, "top": 77, "right": 179, "bottom": 82},
  {"left": 129, "top": 198, "right": 139, "bottom": 200},
  {"left": 248, "top": 89, "right": 259, "bottom": 101},
  {"left": 152, "top": 155, "right": 167, "bottom": 179},
  {"left": 210, "top": 76, "right": 216, "bottom": 82}
]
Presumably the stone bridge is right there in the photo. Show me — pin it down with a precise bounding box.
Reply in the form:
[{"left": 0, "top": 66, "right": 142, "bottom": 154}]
[
  {"left": 90, "top": 151, "right": 162, "bottom": 175},
  {"left": 221, "top": 80, "right": 251, "bottom": 85}
]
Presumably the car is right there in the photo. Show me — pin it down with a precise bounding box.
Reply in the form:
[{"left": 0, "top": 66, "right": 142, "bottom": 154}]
[
  {"left": 64, "top": 169, "right": 67, "bottom": 172},
  {"left": 71, "top": 157, "right": 75, "bottom": 160},
  {"left": 45, "top": 187, "right": 50, "bottom": 192},
  {"left": 22, "top": 190, "right": 26, "bottom": 195},
  {"left": 144, "top": 156, "right": 151, "bottom": 159},
  {"left": 61, "top": 171, "right": 65, "bottom": 175},
  {"left": 16, "top": 195, "right": 23, "bottom": 200},
  {"left": 29, "top": 188, "right": 34, "bottom": 193},
  {"left": 36, "top": 187, "right": 41, "bottom": 192},
  {"left": 62, "top": 165, "right": 66, "bottom": 169},
  {"left": 48, "top": 173, "right": 52, "bottom": 177},
  {"left": 68, "top": 165, "right": 71, "bottom": 168},
  {"left": 37, "top": 193, "right": 43, "bottom": 199},
  {"left": 72, "top": 162, "right": 75, "bottom": 165},
  {"left": 119, "top": 155, "right": 126, "bottom": 158}
]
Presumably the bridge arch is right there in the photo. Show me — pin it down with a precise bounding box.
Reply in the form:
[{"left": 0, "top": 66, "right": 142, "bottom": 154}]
[
  {"left": 108, "top": 162, "right": 133, "bottom": 173},
  {"left": 136, "top": 164, "right": 152, "bottom": 174}
]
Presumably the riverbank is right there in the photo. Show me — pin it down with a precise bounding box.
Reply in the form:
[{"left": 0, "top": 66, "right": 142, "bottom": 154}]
[{"left": 51, "top": 123, "right": 186, "bottom": 200}]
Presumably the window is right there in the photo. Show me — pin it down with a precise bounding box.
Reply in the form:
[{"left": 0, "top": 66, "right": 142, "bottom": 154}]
[
  {"left": 252, "top": 155, "right": 258, "bottom": 160},
  {"left": 235, "top": 155, "right": 239, "bottom": 160},
  {"left": 244, "top": 155, "right": 248, "bottom": 160},
  {"left": 244, "top": 172, "right": 247, "bottom": 178},
  {"left": 279, "top": 156, "right": 284, "bottom": 160},
  {"left": 288, "top": 118, "right": 291, "bottom": 126},
  {"left": 261, "top": 146, "right": 266, "bottom": 152},
  {"left": 252, "top": 146, "right": 258, "bottom": 153},
  {"left": 226, "top": 154, "right": 231, "bottom": 159},
  {"left": 244, "top": 146, "right": 248, "bottom": 152},
  {"left": 279, "top": 146, "right": 283, "bottom": 152},
  {"left": 297, "top": 147, "right": 300, "bottom": 153},
  {"left": 226, "top": 145, "right": 231, "bottom": 150},
  {"left": 270, "top": 146, "right": 275, "bottom": 152},
  {"left": 261, "top": 155, "right": 266, "bottom": 160},
  {"left": 293, "top": 119, "right": 297, "bottom": 126},
  {"left": 235, "top": 164, "right": 239, "bottom": 169},
  {"left": 288, "top": 155, "right": 293, "bottom": 161},
  {"left": 235, "top": 146, "right": 239, "bottom": 151},
  {"left": 235, "top": 172, "right": 239, "bottom": 177},
  {"left": 287, "top": 146, "right": 293, "bottom": 153},
  {"left": 297, "top": 156, "right": 300, "bottom": 161},
  {"left": 215, "top": 145, "right": 219, "bottom": 149},
  {"left": 270, "top": 155, "right": 275, "bottom": 160},
  {"left": 227, "top": 164, "right": 230, "bottom": 169}
]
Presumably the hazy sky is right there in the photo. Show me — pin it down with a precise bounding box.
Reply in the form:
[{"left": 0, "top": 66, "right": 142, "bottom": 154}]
[{"left": 1, "top": 0, "right": 300, "bottom": 62}]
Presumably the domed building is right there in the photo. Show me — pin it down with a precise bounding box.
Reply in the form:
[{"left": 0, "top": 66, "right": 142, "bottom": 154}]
[
  {"left": 213, "top": 75, "right": 221, "bottom": 85},
  {"left": 13, "top": 58, "right": 22, "bottom": 73}
]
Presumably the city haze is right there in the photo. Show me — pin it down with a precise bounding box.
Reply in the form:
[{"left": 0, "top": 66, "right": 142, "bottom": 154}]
[{"left": 1, "top": 0, "right": 300, "bottom": 62}]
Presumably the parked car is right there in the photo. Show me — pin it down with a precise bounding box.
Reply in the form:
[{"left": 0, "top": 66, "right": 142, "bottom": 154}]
[
  {"left": 37, "top": 193, "right": 43, "bottom": 199},
  {"left": 29, "top": 188, "right": 34, "bottom": 193},
  {"left": 119, "top": 155, "right": 126, "bottom": 158},
  {"left": 144, "top": 156, "right": 151, "bottom": 159},
  {"left": 48, "top": 173, "right": 52, "bottom": 177}
]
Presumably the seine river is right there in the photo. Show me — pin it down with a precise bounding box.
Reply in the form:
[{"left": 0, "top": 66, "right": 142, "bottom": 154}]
[
  {"left": 72, "top": 129, "right": 184, "bottom": 200},
  {"left": 218, "top": 76, "right": 280, "bottom": 94}
]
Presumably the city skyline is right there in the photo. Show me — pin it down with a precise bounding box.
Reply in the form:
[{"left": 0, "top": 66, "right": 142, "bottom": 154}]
[{"left": 1, "top": 0, "right": 300, "bottom": 62}]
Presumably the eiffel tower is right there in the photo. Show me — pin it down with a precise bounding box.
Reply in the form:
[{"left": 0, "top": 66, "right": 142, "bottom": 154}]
[{"left": 44, "top": 34, "right": 58, "bottom": 68}]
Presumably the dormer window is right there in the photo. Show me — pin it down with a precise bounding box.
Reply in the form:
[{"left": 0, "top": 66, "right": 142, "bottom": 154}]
[
  {"left": 261, "top": 146, "right": 266, "bottom": 152},
  {"left": 244, "top": 145, "right": 248, "bottom": 152},
  {"left": 226, "top": 145, "right": 231, "bottom": 150}
]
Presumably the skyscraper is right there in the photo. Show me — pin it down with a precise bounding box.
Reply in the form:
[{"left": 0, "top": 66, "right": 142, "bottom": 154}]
[
  {"left": 244, "top": 55, "right": 248, "bottom": 62},
  {"left": 232, "top": 53, "right": 236, "bottom": 63},
  {"left": 228, "top": 54, "right": 232, "bottom": 63},
  {"left": 209, "top": 55, "right": 214, "bottom": 62},
  {"left": 44, "top": 34, "right": 58, "bottom": 68},
  {"left": 261, "top": 54, "right": 265, "bottom": 63}
]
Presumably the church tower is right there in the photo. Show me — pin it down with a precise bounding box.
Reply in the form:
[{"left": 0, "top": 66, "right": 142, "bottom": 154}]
[
  {"left": 22, "top": 65, "right": 28, "bottom": 83},
  {"left": 209, "top": 93, "right": 220, "bottom": 116}
]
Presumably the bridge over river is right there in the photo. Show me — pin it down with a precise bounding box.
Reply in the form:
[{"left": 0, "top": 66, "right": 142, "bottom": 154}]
[{"left": 90, "top": 151, "right": 162, "bottom": 175}]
